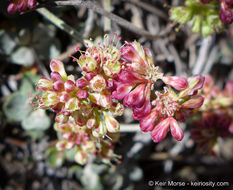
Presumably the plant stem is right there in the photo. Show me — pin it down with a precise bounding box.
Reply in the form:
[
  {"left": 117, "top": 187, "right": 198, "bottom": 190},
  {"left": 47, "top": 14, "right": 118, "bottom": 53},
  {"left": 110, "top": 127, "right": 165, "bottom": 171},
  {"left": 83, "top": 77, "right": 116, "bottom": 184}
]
[
  {"left": 37, "top": 8, "right": 83, "bottom": 42},
  {"left": 54, "top": 0, "right": 159, "bottom": 40}
]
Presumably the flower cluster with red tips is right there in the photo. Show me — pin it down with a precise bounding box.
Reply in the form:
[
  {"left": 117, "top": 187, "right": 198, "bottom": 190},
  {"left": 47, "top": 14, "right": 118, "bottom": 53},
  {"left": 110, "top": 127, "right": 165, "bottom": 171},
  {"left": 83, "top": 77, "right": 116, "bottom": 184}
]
[
  {"left": 35, "top": 36, "right": 205, "bottom": 164},
  {"left": 111, "top": 41, "right": 205, "bottom": 143},
  {"left": 35, "top": 37, "right": 124, "bottom": 164},
  {"left": 7, "top": 0, "right": 36, "bottom": 14},
  {"left": 190, "top": 75, "right": 233, "bottom": 155}
]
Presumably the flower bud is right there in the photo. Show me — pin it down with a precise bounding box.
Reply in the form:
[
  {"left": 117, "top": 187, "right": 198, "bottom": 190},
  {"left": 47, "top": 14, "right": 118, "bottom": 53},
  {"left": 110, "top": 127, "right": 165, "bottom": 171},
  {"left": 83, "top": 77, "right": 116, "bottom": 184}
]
[
  {"left": 55, "top": 114, "right": 69, "bottom": 124},
  {"left": 104, "top": 113, "right": 120, "bottom": 133},
  {"left": 110, "top": 102, "right": 124, "bottom": 117},
  {"left": 86, "top": 117, "right": 97, "bottom": 129},
  {"left": 56, "top": 140, "right": 67, "bottom": 151},
  {"left": 54, "top": 123, "right": 69, "bottom": 132},
  {"left": 51, "top": 71, "right": 63, "bottom": 82},
  {"left": 64, "top": 80, "right": 75, "bottom": 92},
  {"left": 181, "top": 95, "right": 204, "bottom": 109},
  {"left": 74, "top": 150, "right": 88, "bottom": 165},
  {"left": 64, "top": 97, "right": 80, "bottom": 112},
  {"left": 121, "top": 43, "right": 139, "bottom": 62},
  {"left": 103, "top": 60, "right": 121, "bottom": 77},
  {"left": 37, "top": 78, "right": 53, "bottom": 90},
  {"left": 123, "top": 84, "right": 146, "bottom": 108},
  {"left": 27, "top": 0, "right": 36, "bottom": 9},
  {"left": 192, "top": 15, "right": 201, "bottom": 33},
  {"left": 76, "top": 89, "right": 88, "bottom": 99},
  {"left": 169, "top": 117, "right": 184, "bottom": 141},
  {"left": 169, "top": 7, "right": 193, "bottom": 24},
  {"left": 84, "top": 72, "right": 95, "bottom": 81},
  {"left": 58, "top": 92, "right": 70, "bottom": 103},
  {"left": 7, "top": 3, "right": 17, "bottom": 14},
  {"left": 53, "top": 80, "right": 64, "bottom": 91},
  {"left": 82, "top": 141, "right": 96, "bottom": 153},
  {"left": 111, "top": 83, "right": 134, "bottom": 100},
  {"left": 50, "top": 59, "right": 67, "bottom": 80},
  {"left": 89, "top": 74, "right": 106, "bottom": 92},
  {"left": 92, "top": 121, "right": 107, "bottom": 138},
  {"left": 42, "top": 91, "right": 59, "bottom": 107},
  {"left": 140, "top": 109, "right": 158, "bottom": 132},
  {"left": 162, "top": 76, "right": 188, "bottom": 91},
  {"left": 76, "top": 78, "right": 87, "bottom": 89},
  {"left": 62, "top": 132, "right": 74, "bottom": 141},
  {"left": 17, "top": 0, "right": 27, "bottom": 12},
  {"left": 179, "top": 75, "right": 205, "bottom": 97},
  {"left": 151, "top": 118, "right": 170, "bottom": 143}
]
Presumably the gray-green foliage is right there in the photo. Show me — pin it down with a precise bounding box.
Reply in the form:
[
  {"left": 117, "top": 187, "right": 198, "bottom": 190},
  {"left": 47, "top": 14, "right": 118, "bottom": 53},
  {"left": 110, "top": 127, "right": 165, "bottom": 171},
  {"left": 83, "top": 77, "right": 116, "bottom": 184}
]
[
  {"left": 0, "top": 23, "right": 61, "bottom": 66},
  {"left": 3, "top": 72, "right": 51, "bottom": 138}
]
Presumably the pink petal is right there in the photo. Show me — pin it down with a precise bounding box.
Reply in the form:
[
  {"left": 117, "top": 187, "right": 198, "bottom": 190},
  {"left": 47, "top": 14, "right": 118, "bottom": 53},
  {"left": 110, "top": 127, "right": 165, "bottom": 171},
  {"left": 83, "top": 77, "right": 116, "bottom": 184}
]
[
  {"left": 169, "top": 117, "right": 184, "bottom": 141},
  {"left": 139, "top": 108, "right": 158, "bottom": 132},
  {"left": 162, "top": 76, "right": 188, "bottom": 91},
  {"left": 123, "top": 84, "right": 145, "bottom": 108},
  {"left": 151, "top": 118, "right": 170, "bottom": 143},
  {"left": 111, "top": 83, "right": 134, "bottom": 100},
  {"left": 181, "top": 95, "right": 204, "bottom": 109}
]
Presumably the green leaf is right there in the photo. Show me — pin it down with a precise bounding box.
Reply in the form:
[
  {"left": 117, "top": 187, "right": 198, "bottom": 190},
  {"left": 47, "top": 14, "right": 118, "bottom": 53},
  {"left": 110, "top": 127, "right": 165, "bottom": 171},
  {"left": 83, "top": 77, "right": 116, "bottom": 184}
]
[
  {"left": 0, "top": 30, "right": 17, "bottom": 55},
  {"left": 26, "top": 130, "right": 45, "bottom": 139},
  {"left": 21, "top": 109, "right": 51, "bottom": 131},
  {"left": 10, "top": 46, "right": 35, "bottom": 66},
  {"left": 3, "top": 92, "right": 32, "bottom": 122},
  {"left": 46, "top": 147, "right": 64, "bottom": 167},
  {"left": 19, "top": 76, "right": 34, "bottom": 96},
  {"left": 65, "top": 146, "right": 77, "bottom": 161},
  {"left": 19, "top": 72, "right": 40, "bottom": 95}
]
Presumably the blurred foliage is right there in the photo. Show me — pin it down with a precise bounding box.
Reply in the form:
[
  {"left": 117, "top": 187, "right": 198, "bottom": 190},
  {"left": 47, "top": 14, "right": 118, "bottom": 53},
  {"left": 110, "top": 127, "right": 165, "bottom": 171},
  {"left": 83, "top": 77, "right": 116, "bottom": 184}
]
[{"left": 3, "top": 72, "right": 51, "bottom": 138}]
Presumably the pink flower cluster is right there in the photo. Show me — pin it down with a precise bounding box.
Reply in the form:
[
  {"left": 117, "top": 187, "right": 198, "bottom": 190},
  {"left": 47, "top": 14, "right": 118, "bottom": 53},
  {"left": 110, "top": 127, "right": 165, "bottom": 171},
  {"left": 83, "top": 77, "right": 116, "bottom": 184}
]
[
  {"left": 191, "top": 112, "right": 231, "bottom": 155},
  {"left": 35, "top": 36, "right": 205, "bottom": 164},
  {"left": 7, "top": 0, "right": 36, "bottom": 14},
  {"left": 190, "top": 75, "right": 233, "bottom": 155},
  {"left": 36, "top": 37, "right": 124, "bottom": 164},
  {"left": 111, "top": 41, "right": 205, "bottom": 143}
]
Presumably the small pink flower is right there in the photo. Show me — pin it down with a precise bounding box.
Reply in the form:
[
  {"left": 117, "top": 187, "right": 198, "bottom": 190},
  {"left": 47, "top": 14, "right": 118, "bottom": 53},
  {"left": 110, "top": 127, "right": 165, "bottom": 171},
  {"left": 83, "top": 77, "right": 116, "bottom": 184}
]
[
  {"left": 50, "top": 59, "right": 67, "bottom": 80},
  {"left": 162, "top": 76, "right": 188, "bottom": 91},
  {"left": 89, "top": 74, "right": 106, "bottom": 92},
  {"left": 51, "top": 71, "right": 63, "bottom": 82},
  {"left": 76, "top": 89, "right": 88, "bottom": 99},
  {"left": 76, "top": 78, "right": 87, "bottom": 89},
  {"left": 64, "top": 80, "right": 75, "bottom": 93},
  {"left": 151, "top": 117, "right": 170, "bottom": 143},
  {"left": 181, "top": 95, "right": 204, "bottom": 109},
  {"left": 53, "top": 80, "right": 64, "bottom": 92},
  {"left": 169, "top": 117, "right": 184, "bottom": 141},
  {"left": 123, "top": 84, "right": 146, "bottom": 108},
  {"left": 132, "top": 84, "right": 152, "bottom": 120},
  {"left": 139, "top": 108, "right": 159, "bottom": 132},
  {"left": 121, "top": 43, "right": 139, "bottom": 62},
  {"left": 151, "top": 116, "right": 184, "bottom": 142}
]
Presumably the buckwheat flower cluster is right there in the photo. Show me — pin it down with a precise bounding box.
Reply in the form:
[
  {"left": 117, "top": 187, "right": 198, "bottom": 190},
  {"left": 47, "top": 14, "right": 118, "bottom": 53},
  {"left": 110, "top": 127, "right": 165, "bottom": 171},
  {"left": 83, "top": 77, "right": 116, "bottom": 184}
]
[
  {"left": 191, "top": 112, "right": 231, "bottom": 155},
  {"left": 190, "top": 76, "right": 233, "bottom": 154},
  {"left": 201, "top": 75, "right": 233, "bottom": 133},
  {"left": 111, "top": 41, "right": 205, "bottom": 143},
  {"left": 35, "top": 37, "right": 205, "bottom": 164},
  {"left": 201, "top": 75, "right": 233, "bottom": 112},
  {"left": 7, "top": 0, "right": 36, "bottom": 14},
  {"left": 36, "top": 40, "right": 124, "bottom": 164}
]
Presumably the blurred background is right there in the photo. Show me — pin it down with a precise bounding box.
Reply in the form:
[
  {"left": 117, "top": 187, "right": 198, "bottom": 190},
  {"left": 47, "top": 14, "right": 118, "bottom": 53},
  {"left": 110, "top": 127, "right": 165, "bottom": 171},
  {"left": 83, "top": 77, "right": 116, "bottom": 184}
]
[{"left": 0, "top": 0, "right": 233, "bottom": 189}]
